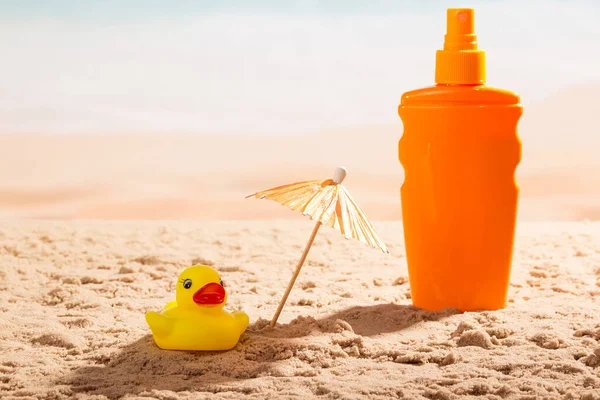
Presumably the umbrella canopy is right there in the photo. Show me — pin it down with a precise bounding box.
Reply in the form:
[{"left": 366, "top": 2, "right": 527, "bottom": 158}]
[
  {"left": 247, "top": 167, "right": 388, "bottom": 253},
  {"left": 247, "top": 167, "right": 389, "bottom": 325}
]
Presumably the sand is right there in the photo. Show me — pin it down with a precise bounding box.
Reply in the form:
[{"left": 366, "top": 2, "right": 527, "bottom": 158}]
[
  {"left": 1, "top": 219, "right": 599, "bottom": 399},
  {"left": 1, "top": 131, "right": 599, "bottom": 222},
  {"left": 0, "top": 83, "right": 598, "bottom": 399}
]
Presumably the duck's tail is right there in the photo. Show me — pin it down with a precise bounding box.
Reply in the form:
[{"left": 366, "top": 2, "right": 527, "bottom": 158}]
[
  {"left": 145, "top": 311, "right": 175, "bottom": 338},
  {"left": 233, "top": 311, "right": 250, "bottom": 335}
]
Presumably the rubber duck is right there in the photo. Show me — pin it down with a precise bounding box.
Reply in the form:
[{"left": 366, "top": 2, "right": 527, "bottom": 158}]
[{"left": 145, "top": 265, "right": 249, "bottom": 351}]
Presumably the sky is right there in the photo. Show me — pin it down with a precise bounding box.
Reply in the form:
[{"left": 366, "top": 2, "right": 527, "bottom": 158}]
[{"left": 1, "top": 0, "right": 599, "bottom": 135}]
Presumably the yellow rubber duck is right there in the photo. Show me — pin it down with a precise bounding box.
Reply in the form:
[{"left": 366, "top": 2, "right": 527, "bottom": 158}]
[{"left": 145, "top": 265, "right": 249, "bottom": 351}]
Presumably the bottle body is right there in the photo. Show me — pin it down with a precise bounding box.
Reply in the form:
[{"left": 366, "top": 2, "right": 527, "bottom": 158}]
[{"left": 398, "top": 84, "right": 522, "bottom": 311}]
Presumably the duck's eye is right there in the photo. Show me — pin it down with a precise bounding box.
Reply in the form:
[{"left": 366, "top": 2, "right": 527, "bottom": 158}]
[
  {"left": 183, "top": 279, "right": 192, "bottom": 289},
  {"left": 220, "top": 279, "right": 224, "bottom": 287}
]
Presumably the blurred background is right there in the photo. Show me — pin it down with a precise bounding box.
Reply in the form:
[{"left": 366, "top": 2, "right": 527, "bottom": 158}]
[{"left": 1, "top": 0, "right": 599, "bottom": 220}]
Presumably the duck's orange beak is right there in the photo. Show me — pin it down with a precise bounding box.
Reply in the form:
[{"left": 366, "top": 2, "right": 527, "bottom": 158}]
[{"left": 193, "top": 282, "right": 225, "bottom": 305}]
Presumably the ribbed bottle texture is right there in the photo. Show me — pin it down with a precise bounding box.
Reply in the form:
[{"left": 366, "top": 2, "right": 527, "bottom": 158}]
[{"left": 435, "top": 51, "right": 486, "bottom": 84}]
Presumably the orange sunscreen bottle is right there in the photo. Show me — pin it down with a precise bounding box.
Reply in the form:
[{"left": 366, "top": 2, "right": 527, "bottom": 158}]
[{"left": 398, "top": 8, "right": 522, "bottom": 311}]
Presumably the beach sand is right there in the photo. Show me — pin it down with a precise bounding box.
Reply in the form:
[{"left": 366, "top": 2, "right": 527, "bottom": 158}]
[
  {"left": 1, "top": 220, "right": 599, "bottom": 399},
  {"left": 1, "top": 131, "right": 599, "bottom": 222},
  {"left": 1, "top": 84, "right": 599, "bottom": 399}
]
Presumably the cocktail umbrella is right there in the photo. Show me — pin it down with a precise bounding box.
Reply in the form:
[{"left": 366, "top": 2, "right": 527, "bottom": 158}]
[{"left": 246, "top": 167, "right": 389, "bottom": 326}]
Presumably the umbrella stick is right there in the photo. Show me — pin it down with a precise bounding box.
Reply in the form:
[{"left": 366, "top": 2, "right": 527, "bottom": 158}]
[{"left": 271, "top": 220, "right": 322, "bottom": 326}]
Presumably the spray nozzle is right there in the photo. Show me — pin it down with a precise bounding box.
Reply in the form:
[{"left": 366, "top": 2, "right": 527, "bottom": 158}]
[
  {"left": 435, "top": 8, "right": 485, "bottom": 84},
  {"left": 444, "top": 8, "right": 478, "bottom": 51}
]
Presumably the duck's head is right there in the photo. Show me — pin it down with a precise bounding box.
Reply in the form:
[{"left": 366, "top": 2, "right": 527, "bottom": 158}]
[{"left": 175, "top": 265, "right": 227, "bottom": 310}]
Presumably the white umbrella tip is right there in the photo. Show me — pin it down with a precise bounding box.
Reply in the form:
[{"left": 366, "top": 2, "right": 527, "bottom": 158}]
[{"left": 333, "top": 166, "right": 347, "bottom": 184}]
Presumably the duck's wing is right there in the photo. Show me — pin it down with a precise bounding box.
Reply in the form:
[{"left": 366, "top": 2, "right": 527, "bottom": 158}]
[
  {"left": 145, "top": 311, "right": 175, "bottom": 338},
  {"left": 232, "top": 311, "right": 249, "bottom": 335},
  {"left": 162, "top": 300, "right": 178, "bottom": 311}
]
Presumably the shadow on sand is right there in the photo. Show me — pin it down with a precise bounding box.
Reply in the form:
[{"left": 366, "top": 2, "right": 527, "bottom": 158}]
[
  {"left": 253, "top": 303, "right": 457, "bottom": 338},
  {"left": 65, "top": 304, "right": 457, "bottom": 399}
]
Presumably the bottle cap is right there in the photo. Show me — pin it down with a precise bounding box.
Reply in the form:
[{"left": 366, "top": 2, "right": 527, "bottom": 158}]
[{"left": 435, "top": 8, "right": 486, "bottom": 84}]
